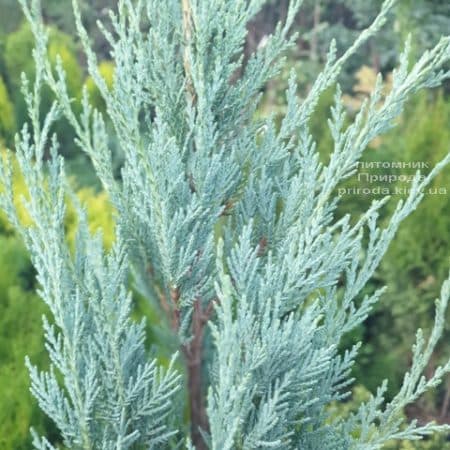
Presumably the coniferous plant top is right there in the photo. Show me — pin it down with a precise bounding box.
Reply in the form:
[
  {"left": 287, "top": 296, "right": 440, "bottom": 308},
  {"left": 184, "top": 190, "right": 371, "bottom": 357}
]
[{"left": 1, "top": 0, "right": 450, "bottom": 449}]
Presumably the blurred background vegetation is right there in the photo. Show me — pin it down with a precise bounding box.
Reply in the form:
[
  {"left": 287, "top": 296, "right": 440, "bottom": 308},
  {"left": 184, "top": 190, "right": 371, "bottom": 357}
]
[{"left": 0, "top": 0, "right": 449, "bottom": 448}]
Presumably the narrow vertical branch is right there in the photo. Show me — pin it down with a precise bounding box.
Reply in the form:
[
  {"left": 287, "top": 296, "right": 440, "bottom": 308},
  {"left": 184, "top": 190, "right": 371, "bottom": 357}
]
[
  {"left": 182, "top": 0, "right": 196, "bottom": 104},
  {"left": 159, "top": 288, "right": 210, "bottom": 449},
  {"left": 179, "top": 4, "right": 209, "bottom": 445}
]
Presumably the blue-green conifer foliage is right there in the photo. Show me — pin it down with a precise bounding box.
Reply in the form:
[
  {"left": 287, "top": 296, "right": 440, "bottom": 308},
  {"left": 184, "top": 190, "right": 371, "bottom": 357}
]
[{"left": 1, "top": 0, "right": 450, "bottom": 449}]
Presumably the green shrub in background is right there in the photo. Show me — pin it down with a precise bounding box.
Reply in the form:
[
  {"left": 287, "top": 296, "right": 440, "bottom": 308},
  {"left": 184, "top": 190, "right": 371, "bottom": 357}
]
[
  {"left": 4, "top": 22, "right": 82, "bottom": 95},
  {"left": 2, "top": 21, "right": 117, "bottom": 185},
  {"left": 4, "top": 22, "right": 35, "bottom": 92},
  {"left": 261, "top": 61, "right": 450, "bottom": 435},
  {"left": 0, "top": 235, "right": 55, "bottom": 450},
  {"left": 332, "top": 90, "right": 450, "bottom": 427},
  {"left": 376, "top": 91, "right": 450, "bottom": 416},
  {"left": 0, "top": 75, "right": 15, "bottom": 145},
  {"left": 0, "top": 0, "right": 23, "bottom": 35},
  {"left": 4, "top": 21, "right": 83, "bottom": 156}
]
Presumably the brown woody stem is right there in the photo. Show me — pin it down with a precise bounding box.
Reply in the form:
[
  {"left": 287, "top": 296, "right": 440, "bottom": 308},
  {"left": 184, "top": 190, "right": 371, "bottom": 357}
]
[
  {"left": 182, "top": 299, "right": 210, "bottom": 449},
  {"left": 182, "top": 0, "right": 196, "bottom": 104},
  {"left": 159, "top": 285, "right": 210, "bottom": 448},
  {"left": 178, "top": 2, "right": 209, "bottom": 447}
]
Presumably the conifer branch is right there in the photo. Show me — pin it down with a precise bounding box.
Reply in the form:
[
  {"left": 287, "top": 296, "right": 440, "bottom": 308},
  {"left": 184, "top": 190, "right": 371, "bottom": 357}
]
[{"left": 2, "top": 1, "right": 450, "bottom": 449}]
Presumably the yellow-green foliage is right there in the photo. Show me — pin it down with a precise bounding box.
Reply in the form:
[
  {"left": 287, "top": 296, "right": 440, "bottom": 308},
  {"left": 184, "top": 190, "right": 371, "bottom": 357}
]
[
  {"left": 0, "top": 236, "right": 55, "bottom": 450},
  {"left": 47, "top": 37, "right": 83, "bottom": 98},
  {"left": 66, "top": 187, "right": 116, "bottom": 250},
  {"left": 0, "top": 76, "right": 15, "bottom": 145},
  {"left": 0, "top": 151, "right": 32, "bottom": 232},
  {"left": 5, "top": 21, "right": 82, "bottom": 94},
  {"left": 0, "top": 150, "right": 115, "bottom": 248}
]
